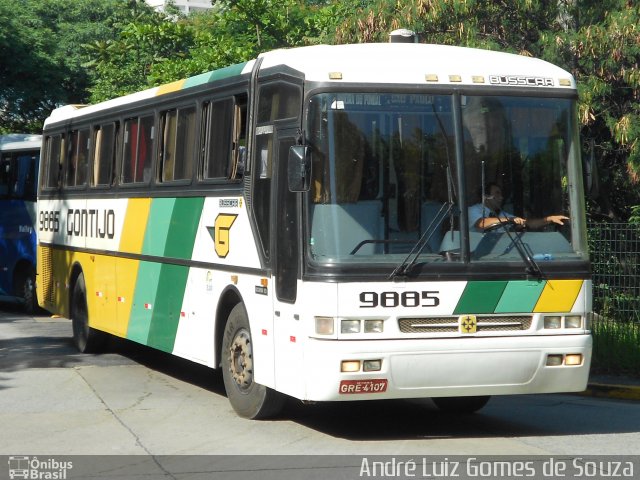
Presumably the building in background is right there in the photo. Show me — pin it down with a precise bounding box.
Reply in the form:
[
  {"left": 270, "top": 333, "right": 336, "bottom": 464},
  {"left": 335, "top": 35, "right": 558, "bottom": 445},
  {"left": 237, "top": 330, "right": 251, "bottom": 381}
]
[{"left": 145, "top": 0, "right": 213, "bottom": 14}]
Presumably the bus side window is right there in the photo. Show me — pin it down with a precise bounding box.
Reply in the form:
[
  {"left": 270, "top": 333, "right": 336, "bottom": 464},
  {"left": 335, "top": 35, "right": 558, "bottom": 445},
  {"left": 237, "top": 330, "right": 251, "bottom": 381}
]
[
  {"left": 202, "top": 98, "right": 233, "bottom": 180},
  {"left": 14, "top": 154, "right": 36, "bottom": 200},
  {"left": 160, "top": 106, "right": 196, "bottom": 182},
  {"left": 257, "top": 83, "right": 300, "bottom": 122},
  {"left": 66, "top": 128, "right": 89, "bottom": 188},
  {"left": 0, "top": 154, "right": 10, "bottom": 197},
  {"left": 92, "top": 122, "right": 118, "bottom": 187},
  {"left": 43, "top": 134, "right": 64, "bottom": 189},
  {"left": 230, "top": 97, "right": 247, "bottom": 180},
  {"left": 122, "top": 115, "right": 154, "bottom": 184}
]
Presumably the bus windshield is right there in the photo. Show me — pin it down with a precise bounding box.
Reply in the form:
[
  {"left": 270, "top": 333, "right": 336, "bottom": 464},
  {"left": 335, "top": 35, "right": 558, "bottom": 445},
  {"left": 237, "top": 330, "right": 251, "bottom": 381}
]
[{"left": 305, "top": 92, "right": 587, "bottom": 267}]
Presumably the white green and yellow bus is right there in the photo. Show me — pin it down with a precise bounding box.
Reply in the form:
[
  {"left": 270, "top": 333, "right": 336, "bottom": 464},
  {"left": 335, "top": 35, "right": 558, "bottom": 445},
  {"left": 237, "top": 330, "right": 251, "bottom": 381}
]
[{"left": 37, "top": 41, "right": 592, "bottom": 419}]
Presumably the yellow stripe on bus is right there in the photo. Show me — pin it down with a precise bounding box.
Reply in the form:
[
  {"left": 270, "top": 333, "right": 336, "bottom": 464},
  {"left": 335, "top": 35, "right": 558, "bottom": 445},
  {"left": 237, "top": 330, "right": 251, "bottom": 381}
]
[
  {"left": 115, "top": 257, "right": 140, "bottom": 337},
  {"left": 156, "top": 79, "right": 186, "bottom": 96},
  {"left": 533, "top": 279, "right": 583, "bottom": 312},
  {"left": 119, "top": 198, "right": 151, "bottom": 254}
]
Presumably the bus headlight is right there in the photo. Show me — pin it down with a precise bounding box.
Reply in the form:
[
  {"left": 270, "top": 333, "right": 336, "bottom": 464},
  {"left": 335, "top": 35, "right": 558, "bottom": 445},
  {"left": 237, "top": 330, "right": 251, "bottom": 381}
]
[
  {"left": 364, "top": 319, "right": 384, "bottom": 333},
  {"left": 315, "top": 316, "right": 335, "bottom": 335},
  {"left": 565, "top": 315, "right": 582, "bottom": 329},
  {"left": 544, "top": 316, "right": 562, "bottom": 329},
  {"left": 341, "top": 320, "right": 361, "bottom": 334}
]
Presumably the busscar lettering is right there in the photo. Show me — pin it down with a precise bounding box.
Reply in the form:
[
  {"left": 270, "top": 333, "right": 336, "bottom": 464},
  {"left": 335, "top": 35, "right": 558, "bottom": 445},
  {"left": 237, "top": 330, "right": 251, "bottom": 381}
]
[
  {"left": 66, "top": 209, "right": 115, "bottom": 239},
  {"left": 489, "top": 75, "right": 555, "bottom": 87}
]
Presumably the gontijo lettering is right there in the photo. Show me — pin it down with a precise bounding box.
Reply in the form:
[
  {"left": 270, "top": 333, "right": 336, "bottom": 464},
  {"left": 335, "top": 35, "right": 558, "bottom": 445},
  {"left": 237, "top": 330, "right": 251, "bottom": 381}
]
[
  {"left": 38, "top": 209, "right": 115, "bottom": 238},
  {"left": 66, "top": 209, "right": 115, "bottom": 238}
]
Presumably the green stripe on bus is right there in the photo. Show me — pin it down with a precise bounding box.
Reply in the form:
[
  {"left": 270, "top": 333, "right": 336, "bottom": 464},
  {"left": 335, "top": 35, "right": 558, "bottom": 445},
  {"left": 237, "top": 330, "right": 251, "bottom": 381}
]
[
  {"left": 182, "top": 62, "right": 248, "bottom": 89},
  {"left": 146, "top": 263, "right": 189, "bottom": 353},
  {"left": 126, "top": 261, "right": 162, "bottom": 344},
  {"left": 142, "top": 197, "right": 176, "bottom": 256},
  {"left": 494, "top": 280, "right": 546, "bottom": 313},
  {"left": 454, "top": 281, "right": 508, "bottom": 314},
  {"left": 164, "top": 197, "right": 204, "bottom": 259}
]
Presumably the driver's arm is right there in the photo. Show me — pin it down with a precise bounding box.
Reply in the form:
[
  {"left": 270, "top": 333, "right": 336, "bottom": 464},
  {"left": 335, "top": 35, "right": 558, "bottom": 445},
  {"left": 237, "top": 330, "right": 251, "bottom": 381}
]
[
  {"left": 524, "top": 215, "right": 569, "bottom": 230},
  {"left": 475, "top": 215, "right": 526, "bottom": 230}
]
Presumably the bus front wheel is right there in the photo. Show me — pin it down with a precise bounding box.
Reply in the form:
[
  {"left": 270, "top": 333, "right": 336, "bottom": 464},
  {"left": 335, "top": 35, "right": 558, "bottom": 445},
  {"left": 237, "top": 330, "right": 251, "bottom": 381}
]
[
  {"left": 71, "top": 273, "right": 107, "bottom": 353},
  {"left": 432, "top": 395, "right": 491, "bottom": 414},
  {"left": 221, "top": 304, "right": 284, "bottom": 419}
]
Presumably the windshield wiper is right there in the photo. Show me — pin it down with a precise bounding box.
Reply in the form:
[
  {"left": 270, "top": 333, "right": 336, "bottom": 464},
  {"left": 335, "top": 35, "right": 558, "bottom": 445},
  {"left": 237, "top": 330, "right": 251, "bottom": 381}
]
[
  {"left": 388, "top": 202, "right": 453, "bottom": 279},
  {"left": 389, "top": 106, "right": 458, "bottom": 280},
  {"left": 492, "top": 218, "right": 543, "bottom": 279}
]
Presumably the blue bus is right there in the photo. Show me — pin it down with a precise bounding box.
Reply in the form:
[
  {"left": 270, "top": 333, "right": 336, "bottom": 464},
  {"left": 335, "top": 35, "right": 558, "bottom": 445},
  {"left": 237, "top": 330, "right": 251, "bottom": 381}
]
[{"left": 0, "top": 134, "right": 41, "bottom": 313}]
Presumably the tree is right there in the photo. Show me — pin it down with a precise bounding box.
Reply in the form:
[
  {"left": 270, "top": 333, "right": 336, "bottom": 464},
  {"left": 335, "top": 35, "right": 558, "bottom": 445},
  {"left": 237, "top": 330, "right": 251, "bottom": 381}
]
[
  {"left": 543, "top": 1, "right": 640, "bottom": 218},
  {"left": 332, "top": 0, "right": 640, "bottom": 219},
  {"left": 86, "top": 0, "right": 325, "bottom": 101},
  {"left": 0, "top": 0, "right": 129, "bottom": 132}
]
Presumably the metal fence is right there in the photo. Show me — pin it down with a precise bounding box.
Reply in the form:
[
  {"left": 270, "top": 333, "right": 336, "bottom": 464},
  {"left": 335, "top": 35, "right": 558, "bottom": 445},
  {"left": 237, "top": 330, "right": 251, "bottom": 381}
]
[{"left": 588, "top": 222, "right": 640, "bottom": 322}]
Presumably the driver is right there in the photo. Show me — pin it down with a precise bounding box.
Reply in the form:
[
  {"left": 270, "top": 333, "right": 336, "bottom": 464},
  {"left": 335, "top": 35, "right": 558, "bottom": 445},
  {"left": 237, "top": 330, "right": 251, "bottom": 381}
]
[{"left": 469, "top": 182, "right": 569, "bottom": 233}]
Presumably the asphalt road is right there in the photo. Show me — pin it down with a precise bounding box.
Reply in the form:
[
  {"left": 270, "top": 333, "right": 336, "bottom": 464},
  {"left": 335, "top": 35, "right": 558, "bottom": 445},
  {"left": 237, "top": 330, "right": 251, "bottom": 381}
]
[{"left": 0, "top": 304, "right": 638, "bottom": 479}]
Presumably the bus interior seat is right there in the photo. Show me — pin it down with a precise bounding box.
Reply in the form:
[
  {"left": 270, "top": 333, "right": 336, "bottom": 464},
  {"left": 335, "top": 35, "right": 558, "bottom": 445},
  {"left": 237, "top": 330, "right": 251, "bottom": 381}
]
[{"left": 310, "top": 201, "right": 383, "bottom": 257}]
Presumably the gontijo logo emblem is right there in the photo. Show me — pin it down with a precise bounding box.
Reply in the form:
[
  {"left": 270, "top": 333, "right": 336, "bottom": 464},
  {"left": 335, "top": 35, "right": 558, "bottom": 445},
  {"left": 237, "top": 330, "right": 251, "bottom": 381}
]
[{"left": 207, "top": 214, "right": 238, "bottom": 258}]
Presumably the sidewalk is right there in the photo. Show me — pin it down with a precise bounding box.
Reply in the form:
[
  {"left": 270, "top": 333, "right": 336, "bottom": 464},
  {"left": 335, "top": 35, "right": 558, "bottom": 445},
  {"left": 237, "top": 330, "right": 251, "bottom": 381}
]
[{"left": 583, "top": 373, "right": 640, "bottom": 401}]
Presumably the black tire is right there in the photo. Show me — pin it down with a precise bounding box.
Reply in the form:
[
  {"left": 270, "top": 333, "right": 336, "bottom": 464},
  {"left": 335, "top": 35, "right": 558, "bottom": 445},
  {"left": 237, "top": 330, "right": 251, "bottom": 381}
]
[
  {"left": 221, "top": 303, "right": 284, "bottom": 419},
  {"left": 432, "top": 395, "right": 491, "bottom": 414},
  {"left": 71, "top": 273, "right": 107, "bottom": 353},
  {"left": 18, "top": 266, "right": 38, "bottom": 315}
]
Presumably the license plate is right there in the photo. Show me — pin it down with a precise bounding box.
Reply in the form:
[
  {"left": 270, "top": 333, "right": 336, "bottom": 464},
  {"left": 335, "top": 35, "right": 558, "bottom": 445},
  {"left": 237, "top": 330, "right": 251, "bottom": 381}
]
[{"left": 339, "top": 379, "right": 388, "bottom": 394}]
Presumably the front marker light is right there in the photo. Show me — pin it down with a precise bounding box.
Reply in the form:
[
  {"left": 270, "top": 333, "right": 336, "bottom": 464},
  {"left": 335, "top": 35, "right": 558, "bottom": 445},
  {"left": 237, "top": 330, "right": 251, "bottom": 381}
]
[
  {"left": 544, "top": 316, "right": 562, "bottom": 329},
  {"left": 315, "top": 316, "right": 334, "bottom": 335},
  {"left": 364, "top": 319, "right": 384, "bottom": 333},
  {"left": 341, "top": 320, "right": 361, "bottom": 334},
  {"left": 363, "top": 359, "right": 382, "bottom": 372},
  {"left": 546, "top": 354, "right": 564, "bottom": 366},
  {"left": 565, "top": 354, "right": 583, "bottom": 366},
  {"left": 565, "top": 315, "right": 582, "bottom": 329},
  {"left": 341, "top": 360, "right": 361, "bottom": 372}
]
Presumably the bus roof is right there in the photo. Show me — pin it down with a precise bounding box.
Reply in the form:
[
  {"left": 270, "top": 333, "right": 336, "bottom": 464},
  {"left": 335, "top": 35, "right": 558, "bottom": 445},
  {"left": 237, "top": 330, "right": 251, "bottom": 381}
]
[
  {"left": 45, "top": 43, "right": 575, "bottom": 126},
  {"left": 0, "top": 134, "right": 42, "bottom": 152},
  {"left": 258, "top": 43, "right": 575, "bottom": 87}
]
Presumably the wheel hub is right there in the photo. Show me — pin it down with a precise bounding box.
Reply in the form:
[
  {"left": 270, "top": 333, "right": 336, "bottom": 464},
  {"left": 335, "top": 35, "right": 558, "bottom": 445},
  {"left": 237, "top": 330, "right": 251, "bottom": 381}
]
[{"left": 228, "top": 329, "right": 253, "bottom": 389}]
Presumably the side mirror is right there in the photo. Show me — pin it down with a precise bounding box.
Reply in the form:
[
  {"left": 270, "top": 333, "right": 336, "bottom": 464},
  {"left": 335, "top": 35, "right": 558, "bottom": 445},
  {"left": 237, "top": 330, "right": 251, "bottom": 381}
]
[{"left": 287, "top": 145, "right": 311, "bottom": 192}]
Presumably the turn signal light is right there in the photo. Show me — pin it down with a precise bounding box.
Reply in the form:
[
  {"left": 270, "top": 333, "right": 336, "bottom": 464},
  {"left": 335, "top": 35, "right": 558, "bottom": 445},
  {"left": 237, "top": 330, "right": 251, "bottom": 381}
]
[{"left": 341, "top": 360, "right": 361, "bottom": 372}]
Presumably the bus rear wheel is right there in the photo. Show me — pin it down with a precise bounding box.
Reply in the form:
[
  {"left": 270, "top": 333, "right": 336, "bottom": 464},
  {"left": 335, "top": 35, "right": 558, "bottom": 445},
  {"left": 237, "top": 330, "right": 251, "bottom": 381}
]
[
  {"left": 71, "top": 273, "right": 107, "bottom": 353},
  {"left": 221, "top": 304, "right": 284, "bottom": 419},
  {"left": 432, "top": 395, "right": 491, "bottom": 414}
]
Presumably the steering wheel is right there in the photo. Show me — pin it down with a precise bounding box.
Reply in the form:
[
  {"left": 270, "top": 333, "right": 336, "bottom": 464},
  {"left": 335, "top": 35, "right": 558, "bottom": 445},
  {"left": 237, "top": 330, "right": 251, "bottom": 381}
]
[{"left": 483, "top": 218, "right": 518, "bottom": 233}]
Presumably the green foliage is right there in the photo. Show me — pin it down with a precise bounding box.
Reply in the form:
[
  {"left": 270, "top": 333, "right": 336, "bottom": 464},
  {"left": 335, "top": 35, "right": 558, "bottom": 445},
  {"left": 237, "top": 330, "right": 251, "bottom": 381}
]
[
  {"left": 0, "top": 0, "right": 129, "bottom": 132},
  {"left": 548, "top": 2, "right": 640, "bottom": 219},
  {"left": 591, "top": 316, "right": 640, "bottom": 375},
  {"left": 86, "top": 7, "right": 197, "bottom": 102},
  {"left": 86, "top": 0, "right": 321, "bottom": 102}
]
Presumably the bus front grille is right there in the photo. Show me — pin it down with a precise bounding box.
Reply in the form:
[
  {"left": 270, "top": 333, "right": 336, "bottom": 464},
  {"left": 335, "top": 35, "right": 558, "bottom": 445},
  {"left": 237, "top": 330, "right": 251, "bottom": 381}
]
[{"left": 398, "top": 315, "right": 533, "bottom": 334}]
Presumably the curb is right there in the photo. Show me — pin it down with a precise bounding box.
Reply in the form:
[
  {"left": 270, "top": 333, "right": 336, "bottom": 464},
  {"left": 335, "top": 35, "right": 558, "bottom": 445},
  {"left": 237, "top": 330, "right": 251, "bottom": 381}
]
[{"left": 579, "top": 383, "right": 640, "bottom": 401}]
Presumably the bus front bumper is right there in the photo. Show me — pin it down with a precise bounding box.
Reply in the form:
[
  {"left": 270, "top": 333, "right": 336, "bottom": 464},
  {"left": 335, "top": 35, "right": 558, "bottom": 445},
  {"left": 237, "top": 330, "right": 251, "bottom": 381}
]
[{"left": 300, "top": 334, "right": 592, "bottom": 402}]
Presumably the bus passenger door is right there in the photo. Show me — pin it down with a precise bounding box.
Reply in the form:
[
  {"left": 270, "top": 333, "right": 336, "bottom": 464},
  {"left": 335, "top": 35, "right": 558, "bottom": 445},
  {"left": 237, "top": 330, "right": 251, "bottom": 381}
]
[{"left": 272, "top": 129, "right": 303, "bottom": 398}]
